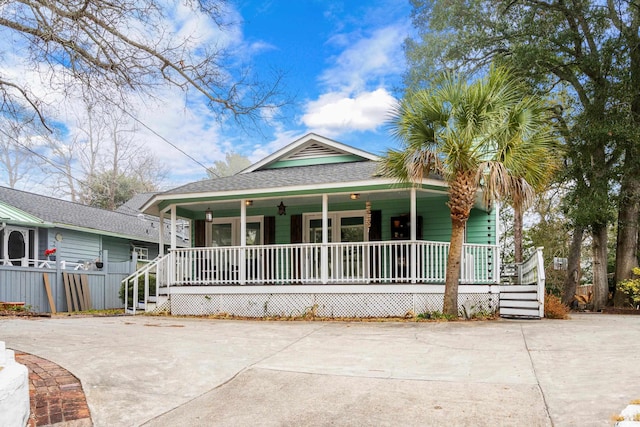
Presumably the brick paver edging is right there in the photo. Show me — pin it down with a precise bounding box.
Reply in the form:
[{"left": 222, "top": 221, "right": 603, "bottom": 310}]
[{"left": 14, "top": 351, "right": 92, "bottom": 426}]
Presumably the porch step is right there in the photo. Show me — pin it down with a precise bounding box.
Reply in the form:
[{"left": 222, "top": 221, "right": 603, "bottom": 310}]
[
  {"left": 125, "top": 295, "right": 169, "bottom": 314},
  {"left": 499, "top": 285, "right": 541, "bottom": 318}
]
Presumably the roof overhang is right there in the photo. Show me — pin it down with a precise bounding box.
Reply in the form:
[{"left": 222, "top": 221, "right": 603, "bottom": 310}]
[
  {"left": 0, "top": 201, "right": 49, "bottom": 227},
  {"left": 141, "top": 177, "right": 454, "bottom": 217}
]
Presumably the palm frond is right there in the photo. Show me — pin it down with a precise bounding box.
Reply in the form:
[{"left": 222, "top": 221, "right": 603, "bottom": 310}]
[{"left": 383, "top": 64, "right": 560, "bottom": 212}]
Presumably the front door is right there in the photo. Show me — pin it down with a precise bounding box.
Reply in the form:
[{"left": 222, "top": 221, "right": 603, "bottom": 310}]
[
  {"left": 211, "top": 218, "right": 263, "bottom": 247},
  {"left": 304, "top": 211, "right": 366, "bottom": 282},
  {"left": 339, "top": 216, "right": 366, "bottom": 280},
  {"left": 211, "top": 217, "right": 263, "bottom": 281},
  {"left": 304, "top": 212, "right": 366, "bottom": 243}
]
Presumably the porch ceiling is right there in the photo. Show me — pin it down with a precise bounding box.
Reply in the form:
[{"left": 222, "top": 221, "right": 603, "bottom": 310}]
[{"left": 168, "top": 188, "right": 447, "bottom": 219}]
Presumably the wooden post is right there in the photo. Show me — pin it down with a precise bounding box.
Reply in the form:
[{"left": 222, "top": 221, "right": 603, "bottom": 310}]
[
  {"left": 43, "top": 273, "right": 56, "bottom": 314},
  {"left": 80, "top": 274, "right": 92, "bottom": 310}
]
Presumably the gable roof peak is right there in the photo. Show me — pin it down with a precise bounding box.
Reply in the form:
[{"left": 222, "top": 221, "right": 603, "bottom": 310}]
[{"left": 240, "top": 133, "right": 380, "bottom": 173}]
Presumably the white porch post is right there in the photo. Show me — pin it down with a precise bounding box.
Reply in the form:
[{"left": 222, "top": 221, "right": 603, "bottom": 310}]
[
  {"left": 410, "top": 187, "right": 417, "bottom": 284},
  {"left": 170, "top": 205, "right": 177, "bottom": 250},
  {"left": 494, "top": 202, "right": 501, "bottom": 284},
  {"left": 1, "top": 224, "right": 6, "bottom": 264},
  {"left": 321, "top": 194, "right": 328, "bottom": 284},
  {"left": 158, "top": 212, "right": 165, "bottom": 256},
  {"left": 240, "top": 199, "right": 247, "bottom": 285},
  {"left": 167, "top": 205, "right": 177, "bottom": 287}
]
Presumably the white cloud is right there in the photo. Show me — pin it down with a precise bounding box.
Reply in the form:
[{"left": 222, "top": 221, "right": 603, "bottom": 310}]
[
  {"left": 301, "top": 88, "right": 396, "bottom": 136},
  {"left": 170, "top": 1, "right": 243, "bottom": 52},
  {"left": 321, "top": 24, "right": 408, "bottom": 93},
  {"left": 248, "top": 40, "right": 277, "bottom": 55},
  {"left": 299, "top": 20, "right": 408, "bottom": 137}
]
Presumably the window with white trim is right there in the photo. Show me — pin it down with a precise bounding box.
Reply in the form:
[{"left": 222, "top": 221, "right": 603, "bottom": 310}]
[{"left": 133, "top": 246, "right": 149, "bottom": 260}]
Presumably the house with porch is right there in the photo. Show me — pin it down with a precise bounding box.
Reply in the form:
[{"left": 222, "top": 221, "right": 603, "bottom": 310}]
[{"left": 130, "top": 133, "right": 541, "bottom": 318}]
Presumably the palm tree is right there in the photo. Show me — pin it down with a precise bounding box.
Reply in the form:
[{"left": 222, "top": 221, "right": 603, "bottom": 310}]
[{"left": 381, "top": 67, "right": 559, "bottom": 316}]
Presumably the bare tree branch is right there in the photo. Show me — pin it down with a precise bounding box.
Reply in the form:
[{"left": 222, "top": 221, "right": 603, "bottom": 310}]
[{"left": 0, "top": 0, "right": 289, "bottom": 128}]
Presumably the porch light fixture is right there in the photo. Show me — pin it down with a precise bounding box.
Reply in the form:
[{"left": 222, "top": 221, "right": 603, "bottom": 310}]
[
  {"left": 350, "top": 193, "right": 360, "bottom": 200},
  {"left": 205, "top": 208, "right": 213, "bottom": 223},
  {"left": 245, "top": 200, "right": 253, "bottom": 207},
  {"left": 278, "top": 201, "right": 287, "bottom": 215}
]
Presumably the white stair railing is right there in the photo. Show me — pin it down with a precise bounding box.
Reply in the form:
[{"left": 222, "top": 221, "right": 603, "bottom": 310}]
[
  {"left": 122, "top": 254, "right": 171, "bottom": 314},
  {"left": 500, "top": 247, "right": 545, "bottom": 318}
]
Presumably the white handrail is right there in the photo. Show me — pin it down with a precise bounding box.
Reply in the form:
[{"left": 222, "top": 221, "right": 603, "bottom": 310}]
[
  {"left": 535, "top": 247, "right": 546, "bottom": 317},
  {"left": 122, "top": 254, "right": 170, "bottom": 314},
  {"left": 0, "top": 258, "right": 89, "bottom": 270}
]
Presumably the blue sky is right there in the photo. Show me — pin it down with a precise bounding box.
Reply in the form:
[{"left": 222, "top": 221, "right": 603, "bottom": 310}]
[
  {"left": 0, "top": 0, "right": 413, "bottom": 190},
  {"left": 137, "top": 0, "right": 413, "bottom": 187}
]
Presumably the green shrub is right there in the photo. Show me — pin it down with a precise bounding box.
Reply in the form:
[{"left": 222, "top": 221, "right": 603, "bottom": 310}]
[
  {"left": 119, "top": 274, "right": 156, "bottom": 303},
  {"left": 416, "top": 311, "right": 457, "bottom": 321}
]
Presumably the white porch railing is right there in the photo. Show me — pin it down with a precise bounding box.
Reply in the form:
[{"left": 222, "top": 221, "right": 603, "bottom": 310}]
[
  {"left": 0, "top": 258, "right": 89, "bottom": 270},
  {"left": 167, "top": 241, "right": 498, "bottom": 287}
]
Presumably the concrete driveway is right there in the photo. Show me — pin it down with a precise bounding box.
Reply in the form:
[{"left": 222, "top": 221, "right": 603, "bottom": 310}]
[{"left": 1, "top": 314, "right": 639, "bottom": 426}]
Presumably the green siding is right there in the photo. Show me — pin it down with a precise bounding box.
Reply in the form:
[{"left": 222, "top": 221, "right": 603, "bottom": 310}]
[
  {"left": 263, "top": 155, "right": 364, "bottom": 169},
  {"left": 420, "top": 197, "right": 452, "bottom": 241},
  {"left": 194, "top": 196, "right": 495, "bottom": 246},
  {"left": 275, "top": 212, "right": 290, "bottom": 244},
  {"left": 467, "top": 208, "right": 497, "bottom": 245}
]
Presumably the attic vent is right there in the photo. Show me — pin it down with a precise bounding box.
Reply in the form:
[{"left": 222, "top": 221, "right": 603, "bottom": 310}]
[{"left": 285, "top": 142, "right": 345, "bottom": 160}]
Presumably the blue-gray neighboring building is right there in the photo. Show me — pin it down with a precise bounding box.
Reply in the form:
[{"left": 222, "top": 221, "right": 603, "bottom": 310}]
[{"left": 0, "top": 186, "right": 187, "bottom": 267}]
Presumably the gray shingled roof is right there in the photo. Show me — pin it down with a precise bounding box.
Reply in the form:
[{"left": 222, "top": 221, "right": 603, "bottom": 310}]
[
  {"left": 163, "top": 161, "right": 381, "bottom": 195},
  {"left": 116, "top": 192, "right": 158, "bottom": 215},
  {"left": 0, "top": 186, "right": 162, "bottom": 242}
]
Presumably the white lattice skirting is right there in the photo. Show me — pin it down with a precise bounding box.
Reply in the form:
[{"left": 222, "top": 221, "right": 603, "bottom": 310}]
[{"left": 168, "top": 285, "right": 499, "bottom": 318}]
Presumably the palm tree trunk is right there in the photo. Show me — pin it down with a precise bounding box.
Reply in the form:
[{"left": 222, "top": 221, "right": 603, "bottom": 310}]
[
  {"left": 443, "top": 171, "right": 477, "bottom": 316},
  {"left": 444, "top": 219, "right": 466, "bottom": 315}
]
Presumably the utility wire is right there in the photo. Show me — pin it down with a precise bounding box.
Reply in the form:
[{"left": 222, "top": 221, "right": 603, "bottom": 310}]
[
  {"left": 0, "top": 126, "right": 87, "bottom": 188},
  {"left": 121, "top": 109, "right": 220, "bottom": 178},
  {"left": 1, "top": 106, "right": 220, "bottom": 191}
]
